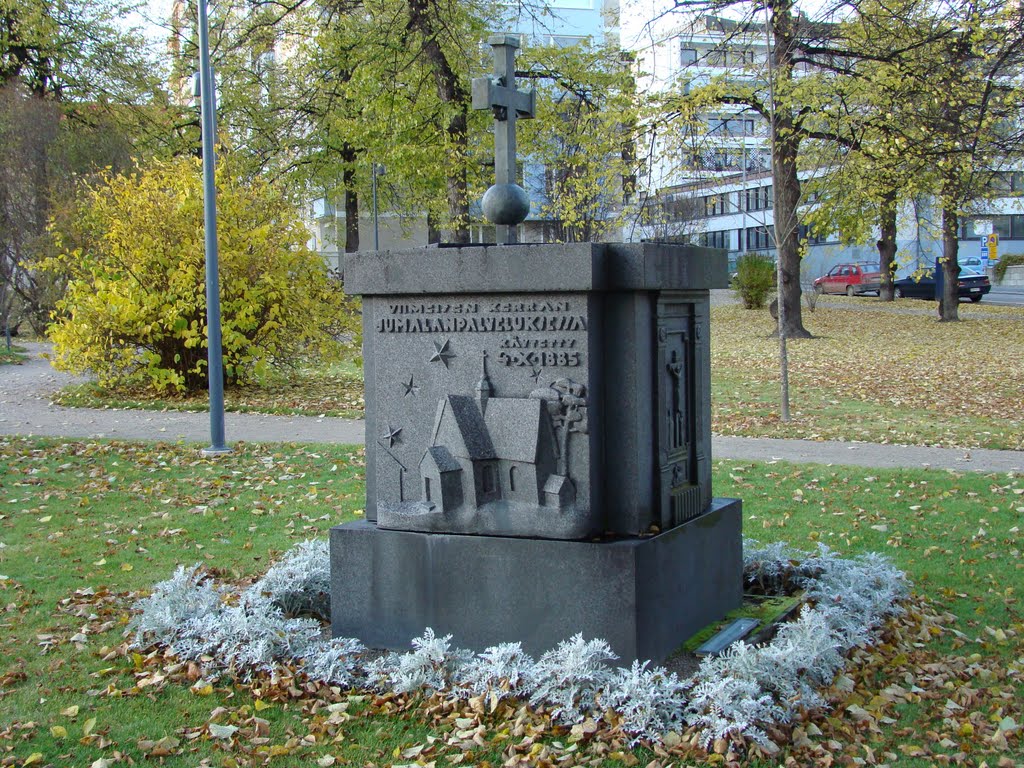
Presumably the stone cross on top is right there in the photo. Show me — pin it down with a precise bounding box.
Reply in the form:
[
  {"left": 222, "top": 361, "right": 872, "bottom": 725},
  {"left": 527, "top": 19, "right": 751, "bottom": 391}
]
[{"left": 472, "top": 34, "right": 535, "bottom": 244}]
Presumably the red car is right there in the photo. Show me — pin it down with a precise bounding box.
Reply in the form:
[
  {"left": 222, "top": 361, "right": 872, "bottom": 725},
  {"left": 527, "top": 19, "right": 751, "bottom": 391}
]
[{"left": 813, "top": 263, "right": 882, "bottom": 296}]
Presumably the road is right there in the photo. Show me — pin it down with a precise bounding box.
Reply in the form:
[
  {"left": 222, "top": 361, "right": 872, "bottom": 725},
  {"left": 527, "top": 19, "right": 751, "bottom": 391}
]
[{"left": 985, "top": 285, "right": 1024, "bottom": 307}]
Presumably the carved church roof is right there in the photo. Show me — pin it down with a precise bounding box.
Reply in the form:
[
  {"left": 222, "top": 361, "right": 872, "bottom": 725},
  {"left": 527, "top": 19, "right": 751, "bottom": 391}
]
[{"left": 431, "top": 394, "right": 552, "bottom": 466}]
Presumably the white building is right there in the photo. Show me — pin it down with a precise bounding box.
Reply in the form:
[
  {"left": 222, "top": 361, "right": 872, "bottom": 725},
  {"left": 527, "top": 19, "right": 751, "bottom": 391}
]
[{"left": 619, "top": 0, "right": 1024, "bottom": 279}]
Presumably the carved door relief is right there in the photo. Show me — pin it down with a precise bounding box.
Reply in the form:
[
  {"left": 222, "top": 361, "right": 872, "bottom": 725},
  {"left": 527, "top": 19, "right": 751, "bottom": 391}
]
[{"left": 656, "top": 300, "right": 700, "bottom": 529}]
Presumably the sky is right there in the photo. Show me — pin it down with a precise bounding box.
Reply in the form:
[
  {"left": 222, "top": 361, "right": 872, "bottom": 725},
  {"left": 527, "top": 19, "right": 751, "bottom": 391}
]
[{"left": 130, "top": 0, "right": 175, "bottom": 51}]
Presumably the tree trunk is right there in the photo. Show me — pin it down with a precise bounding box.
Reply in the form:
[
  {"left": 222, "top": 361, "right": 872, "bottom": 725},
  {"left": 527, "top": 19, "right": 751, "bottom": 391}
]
[
  {"left": 406, "top": 0, "right": 469, "bottom": 243},
  {"left": 444, "top": 111, "right": 469, "bottom": 244},
  {"left": 426, "top": 213, "right": 441, "bottom": 245},
  {"left": 769, "top": 2, "right": 811, "bottom": 339},
  {"left": 876, "top": 190, "right": 898, "bottom": 301},
  {"left": 938, "top": 206, "right": 960, "bottom": 322},
  {"left": 342, "top": 144, "right": 359, "bottom": 253},
  {"left": 345, "top": 187, "right": 359, "bottom": 253}
]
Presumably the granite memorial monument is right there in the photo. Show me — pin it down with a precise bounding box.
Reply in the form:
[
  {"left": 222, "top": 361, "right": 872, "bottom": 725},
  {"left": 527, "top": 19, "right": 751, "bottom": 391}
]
[{"left": 330, "top": 35, "right": 743, "bottom": 663}]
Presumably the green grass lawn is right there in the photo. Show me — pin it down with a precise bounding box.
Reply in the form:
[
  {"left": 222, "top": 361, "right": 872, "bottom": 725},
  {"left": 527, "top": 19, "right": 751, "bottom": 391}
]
[
  {"left": 1, "top": 437, "right": 1021, "bottom": 767},
  {"left": 0, "top": 343, "right": 27, "bottom": 366}
]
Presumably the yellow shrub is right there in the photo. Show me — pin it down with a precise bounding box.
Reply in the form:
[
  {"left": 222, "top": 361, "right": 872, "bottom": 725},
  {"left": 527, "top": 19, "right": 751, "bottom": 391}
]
[{"left": 44, "top": 156, "right": 359, "bottom": 393}]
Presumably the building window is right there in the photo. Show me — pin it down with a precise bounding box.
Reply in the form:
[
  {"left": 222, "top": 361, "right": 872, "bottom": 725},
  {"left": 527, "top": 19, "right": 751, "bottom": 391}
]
[
  {"left": 509, "top": 466, "right": 517, "bottom": 492},
  {"left": 744, "top": 185, "right": 773, "bottom": 211},
  {"left": 695, "top": 149, "right": 739, "bottom": 171},
  {"left": 797, "top": 224, "right": 830, "bottom": 245},
  {"left": 745, "top": 225, "right": 775, "bottom": 250},
  {"left": 705, "top": 45, "right": 754, "bottom": 67},
  {"left": 549, "top": 35, "right": 586, "bottom": 48},
  {"left": 700, "top": 230, "right": 730, "bottom": 249},
  {"left": 703, "top": 194, "right": 728, "bottom": 216},
  {"left": 963, "top": 215, "right": 1024, "bottom": 240},
  {"left": 681, "top": 46, "right": 698, "bottom": 66},
  {"left": 424, "top": 477, "right": 432, "bottom": 502},
  {"left": 989, "top": 171, "right": 1024, "bottom": 194},
  {"left": 707, "top": 117, "right": 755, "bottom": 136}
]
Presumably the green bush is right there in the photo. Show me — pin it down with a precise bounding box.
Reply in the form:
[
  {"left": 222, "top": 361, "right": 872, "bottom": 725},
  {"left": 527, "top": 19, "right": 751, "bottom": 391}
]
[
  {"left": 44, "top": 156, "right": 361, "bottom": 394},
  {"left": 732, "top": 253, "right": 777, "bottom": 309},
  {"left": 994, "top": 253, "right": 1024, "bottom": 283}
]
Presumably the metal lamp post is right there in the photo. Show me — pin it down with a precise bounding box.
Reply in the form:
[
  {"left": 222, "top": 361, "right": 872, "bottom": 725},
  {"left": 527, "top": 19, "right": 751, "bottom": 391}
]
[{"left": 197, "top": 0, "right": 230, "bottom": 456}]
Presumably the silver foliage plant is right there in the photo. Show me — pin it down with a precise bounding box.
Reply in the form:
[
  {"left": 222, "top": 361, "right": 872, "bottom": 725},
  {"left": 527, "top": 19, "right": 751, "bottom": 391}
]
[
  {"left": 527, "top": 634, "right": 617, "bottom": 723},
  {"left": 129, "top": 564, "right": 225, "bottom": 647},
  {"left": 300, "top": 637, "right": 366, "bottom": 687},
  {"left": 176, "top": 591, "right": 323, "bottom": 676},
  {"left": 680, "top": 540, "right": 910, "bottom": 747},
  {"left": 454, "top": 641, "right": 535, "bottom": 701},
  {"left": 367, "top": 627, "right": 473, "bottom": 694},
  {"left": 602, "top": 661, "right": 688, "bottom": 744},
  {"left": 683, "top": 673, "right": 782, "bottom": 747},
  {"left": 132, "top": 538, "right": 910, "bottom": 747},
  {"left": 245, "top": 538, "right": 331, "bottom": 620}
]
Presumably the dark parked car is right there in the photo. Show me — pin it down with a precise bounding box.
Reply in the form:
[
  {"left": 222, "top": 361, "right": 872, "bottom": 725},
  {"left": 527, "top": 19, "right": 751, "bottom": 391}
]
[{"left": 894, "top": 267, "right": 991, "bottom": 302}]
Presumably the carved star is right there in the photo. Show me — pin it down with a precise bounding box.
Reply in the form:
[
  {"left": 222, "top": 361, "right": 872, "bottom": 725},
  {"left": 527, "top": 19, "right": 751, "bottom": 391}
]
[
  {"left": 402, "top": 375, "right": 420, "bottom": 397},
  {"left": 529, "top": 366, "right": 543, "bottom": 384},
  {"left": 380, "top": 424, "right": 403, "bottom": 448},
  {"left": 429, "top": 338, "right": 455, "bottom": 368}
]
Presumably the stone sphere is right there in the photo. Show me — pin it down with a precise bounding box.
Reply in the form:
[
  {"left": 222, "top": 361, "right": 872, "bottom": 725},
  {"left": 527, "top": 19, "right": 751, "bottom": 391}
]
[{"left": 481, "top": 183, "right": 530, "bottom": 225}]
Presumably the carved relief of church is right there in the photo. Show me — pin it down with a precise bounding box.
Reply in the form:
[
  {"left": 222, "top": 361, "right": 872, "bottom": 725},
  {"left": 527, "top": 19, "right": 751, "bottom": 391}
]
[{"left": 377, "top": 352, "right": 592, "bottom": 539}]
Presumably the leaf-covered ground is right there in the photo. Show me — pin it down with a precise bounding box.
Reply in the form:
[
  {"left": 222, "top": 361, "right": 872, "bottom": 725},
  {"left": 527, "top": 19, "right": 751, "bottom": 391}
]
[
  {"left": 0, "top": 344, "right": 27, "bottom": 366},
  {"left": 1, "top": 438, "right": 1021, "bottom": 767},
  {"left": 711, "top": 300, "right": 1024, "bottom": 450},
  {"left": 54, "top": 363, "right": 366, "bottom": 420}
]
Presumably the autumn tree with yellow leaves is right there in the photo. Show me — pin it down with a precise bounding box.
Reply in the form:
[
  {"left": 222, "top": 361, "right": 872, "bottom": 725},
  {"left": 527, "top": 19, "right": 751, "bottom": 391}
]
[{"left": 44, "top": 156, "right": 359, "bottom": 393}]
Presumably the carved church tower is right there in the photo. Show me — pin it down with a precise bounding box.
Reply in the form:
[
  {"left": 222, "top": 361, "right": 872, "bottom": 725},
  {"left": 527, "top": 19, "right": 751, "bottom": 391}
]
[{"left": 475, "top": 352, "right": 493, "bottom": 416}]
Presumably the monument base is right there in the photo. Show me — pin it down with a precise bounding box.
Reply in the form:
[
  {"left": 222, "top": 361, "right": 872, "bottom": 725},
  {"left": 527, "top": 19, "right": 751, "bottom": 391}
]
[{"left": 330, "top": 498, "right": 742, "bottom": 663}]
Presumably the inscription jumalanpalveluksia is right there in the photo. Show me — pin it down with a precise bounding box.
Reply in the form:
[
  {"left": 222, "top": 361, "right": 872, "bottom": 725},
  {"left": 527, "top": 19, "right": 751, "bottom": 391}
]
[{"left": 330, "top": 36, "right": 743, "bottom": 664}]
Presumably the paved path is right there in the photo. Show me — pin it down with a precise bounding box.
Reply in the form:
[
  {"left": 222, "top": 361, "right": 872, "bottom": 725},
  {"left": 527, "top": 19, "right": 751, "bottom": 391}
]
[
  {"left": 2, "top": 342, "right": 1021, "bottom": 472},
  {"left": 0, "top": 342, "right": 365, "bottom": 445},
  {"left": 713, "top": 435, "right": 1022, "bottom": 473}
]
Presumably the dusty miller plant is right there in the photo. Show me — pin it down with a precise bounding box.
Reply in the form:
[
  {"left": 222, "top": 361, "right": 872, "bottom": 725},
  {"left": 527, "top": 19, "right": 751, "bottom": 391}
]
[
  {"left": 174, "top": 592, "right": 322, "bottom": 677},
  {"left": 367, "top": 628, "right": 473, "bottom": 695},
  {"left": 602, "top": 661, "right": 688, "bottom": 744},
  {"left": 796, "top": 547, "right": 908, "bottom": 646},
  {"left": 455, "top": 642, "right": 536, "bottom": 701},
  {"left": 528, "top": 634, "right": 616, "bottom": 723},
  {"left": 300, "top": 637, "right": 367, "bottom": 687},
  {"left": 129, "top": 564, "right": 225, "bottom": 647},
  {"left": 133, "top": 538, "right": 911, "bottom": 749},
  {"left": 743, "top": 539, "right": 820, "bottom": 594},
  {"left": 683, "top": 672, "right": 782, "bottom": 747},
  {"left": 247, "top": 539, "right": 331, "bottom": 620}
]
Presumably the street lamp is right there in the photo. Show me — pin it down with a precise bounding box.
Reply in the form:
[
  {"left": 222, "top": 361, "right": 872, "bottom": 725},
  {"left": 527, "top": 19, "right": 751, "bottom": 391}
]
[
  {"left": 197, "top": 0, "right": 230, "bottom": 457},
  {"left": 371, "top": 163, "right": 385, "bottom": 250}
]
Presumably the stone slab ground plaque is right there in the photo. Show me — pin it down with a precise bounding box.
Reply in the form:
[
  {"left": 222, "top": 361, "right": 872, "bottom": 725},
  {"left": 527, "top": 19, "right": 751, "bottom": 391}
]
[{"left": 330, "top": 242, "right": 743, "bottom": 663}]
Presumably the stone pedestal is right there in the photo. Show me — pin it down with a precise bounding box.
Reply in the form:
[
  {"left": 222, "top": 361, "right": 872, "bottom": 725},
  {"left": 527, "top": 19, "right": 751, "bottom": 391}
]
[
  {"left": 331, "top": 242, "right": 742, "bottom": 663},
  {"left": 331, "top": 498, "right": 742, "bottom": 662}
]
